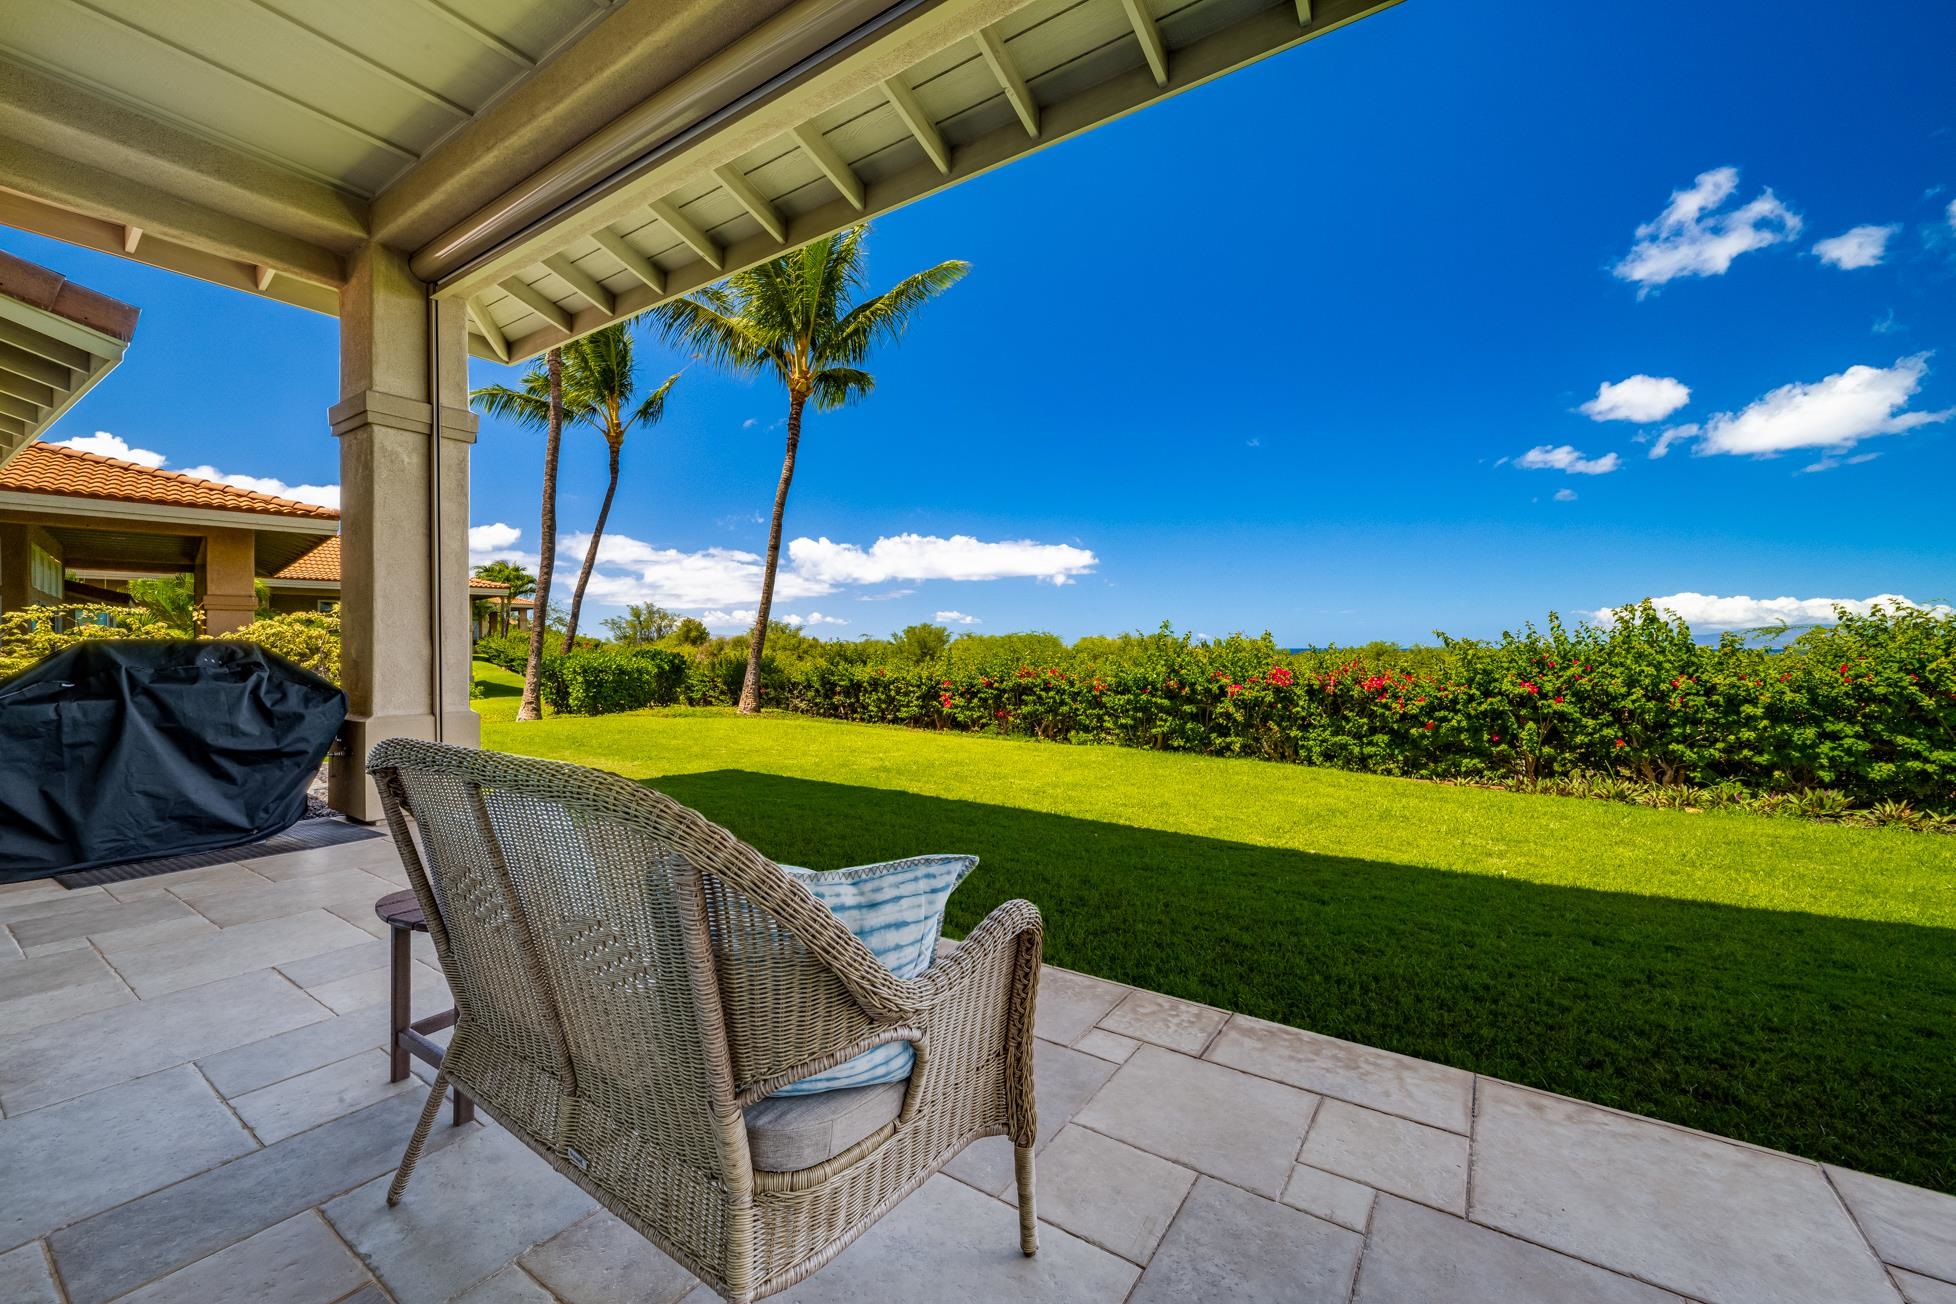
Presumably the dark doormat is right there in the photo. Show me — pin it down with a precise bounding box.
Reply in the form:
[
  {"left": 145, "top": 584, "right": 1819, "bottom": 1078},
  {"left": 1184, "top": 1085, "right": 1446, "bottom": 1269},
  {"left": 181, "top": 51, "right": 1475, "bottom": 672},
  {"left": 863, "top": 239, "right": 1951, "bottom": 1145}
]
[{"left": 53, "top": 817, "right": 387, "bottom": 888}]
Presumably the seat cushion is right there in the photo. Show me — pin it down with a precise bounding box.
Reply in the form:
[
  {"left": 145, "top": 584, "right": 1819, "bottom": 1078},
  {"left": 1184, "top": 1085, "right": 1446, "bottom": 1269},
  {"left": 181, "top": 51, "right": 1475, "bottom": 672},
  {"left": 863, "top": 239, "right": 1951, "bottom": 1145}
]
[
  {"left": 745, "top": 1079, "right": 907, "bottom": 1172},
  {"left": 771, "top": 854, "right": 977, "bottom": 1096}
]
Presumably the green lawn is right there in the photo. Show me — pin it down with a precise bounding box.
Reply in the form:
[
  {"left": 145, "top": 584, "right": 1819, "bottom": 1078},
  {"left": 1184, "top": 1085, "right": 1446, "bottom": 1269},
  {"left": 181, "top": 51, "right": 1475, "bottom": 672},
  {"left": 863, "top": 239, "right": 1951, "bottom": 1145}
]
[{"left": 472, "top": 662, "right": 1956, "bottom": 1192}]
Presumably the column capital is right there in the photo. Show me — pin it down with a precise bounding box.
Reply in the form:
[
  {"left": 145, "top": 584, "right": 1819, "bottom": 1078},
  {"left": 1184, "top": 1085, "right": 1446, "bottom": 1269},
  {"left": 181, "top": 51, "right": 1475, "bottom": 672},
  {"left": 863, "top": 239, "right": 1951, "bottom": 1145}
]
[{"left": 329, "top": 389, "right": 478, "bottom": 443}]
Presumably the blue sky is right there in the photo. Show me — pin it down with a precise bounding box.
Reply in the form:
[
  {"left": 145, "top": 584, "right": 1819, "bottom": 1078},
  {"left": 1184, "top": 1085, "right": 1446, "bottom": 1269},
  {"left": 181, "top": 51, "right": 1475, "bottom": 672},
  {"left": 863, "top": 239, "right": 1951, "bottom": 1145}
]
[{"left": 7, "top": 0, "right": 1954, "bottom": 645}]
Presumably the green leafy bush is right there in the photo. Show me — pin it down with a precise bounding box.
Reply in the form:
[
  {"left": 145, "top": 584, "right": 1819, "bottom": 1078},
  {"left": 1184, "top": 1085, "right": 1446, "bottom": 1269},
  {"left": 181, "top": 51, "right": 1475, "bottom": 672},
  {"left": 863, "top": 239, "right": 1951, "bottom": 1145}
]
[
  {"left": 225, "top": 610, "right": 340, "bottom": 682},
  {"left": 542, "top": 645, "right": 688, "bottom": 715},
  {"left": 764, "top": 603, "right": 1956, "bottom": 815}
]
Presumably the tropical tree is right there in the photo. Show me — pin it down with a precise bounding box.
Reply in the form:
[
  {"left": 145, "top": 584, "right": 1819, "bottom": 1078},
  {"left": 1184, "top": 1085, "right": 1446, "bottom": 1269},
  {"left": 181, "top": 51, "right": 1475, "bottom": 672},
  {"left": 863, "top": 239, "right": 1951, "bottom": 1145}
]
[
  {"left": 468, "top": 324, "right": 681, "bottom": 653},
  {"left": 472, "top": 559, "right": 535, "bottom": 635},
  {"left": 473, "top": 348, "right": 564, "bottom": 720},
  {"left": 126, "top": 572, "right": 198, "bottom": 634},
  {"left": 602, "top": 602, "right": 677, "bottom": 644},
  {"left": 651, "top": 225, "right": 966, "bottom": 713}
]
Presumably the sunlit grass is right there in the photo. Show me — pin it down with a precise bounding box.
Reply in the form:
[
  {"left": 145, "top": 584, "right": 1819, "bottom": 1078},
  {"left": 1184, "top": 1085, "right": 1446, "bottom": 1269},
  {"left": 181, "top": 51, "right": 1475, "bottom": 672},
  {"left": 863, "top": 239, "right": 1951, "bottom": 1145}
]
[{"left": 472, "top": 661, "right": 1955, "bottom": 1190}]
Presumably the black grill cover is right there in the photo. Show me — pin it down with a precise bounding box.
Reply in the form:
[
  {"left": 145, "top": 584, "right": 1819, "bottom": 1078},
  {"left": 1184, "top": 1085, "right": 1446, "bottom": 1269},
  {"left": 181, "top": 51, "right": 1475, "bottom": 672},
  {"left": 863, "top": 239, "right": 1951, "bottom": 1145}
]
[{"left": 0, "top": 640, "right": 346, "bottom": 882}]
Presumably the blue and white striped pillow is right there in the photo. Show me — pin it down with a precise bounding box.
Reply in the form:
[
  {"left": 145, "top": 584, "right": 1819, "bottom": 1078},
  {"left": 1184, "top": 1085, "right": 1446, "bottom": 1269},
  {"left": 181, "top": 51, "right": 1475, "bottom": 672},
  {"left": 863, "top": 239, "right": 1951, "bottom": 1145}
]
[{"left": 772, "top": 853, "right": 978, "bottom": 1096}]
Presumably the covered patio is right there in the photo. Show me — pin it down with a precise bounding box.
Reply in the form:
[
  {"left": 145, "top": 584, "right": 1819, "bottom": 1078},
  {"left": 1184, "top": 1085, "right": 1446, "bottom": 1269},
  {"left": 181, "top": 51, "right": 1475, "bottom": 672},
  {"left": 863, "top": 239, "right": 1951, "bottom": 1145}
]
[
  {"left": 0, "top": 837, "right": 1948, "bottom": 1304},
  {"left": 3, "top": 2, "right": 1953, "bottom": 1301}
]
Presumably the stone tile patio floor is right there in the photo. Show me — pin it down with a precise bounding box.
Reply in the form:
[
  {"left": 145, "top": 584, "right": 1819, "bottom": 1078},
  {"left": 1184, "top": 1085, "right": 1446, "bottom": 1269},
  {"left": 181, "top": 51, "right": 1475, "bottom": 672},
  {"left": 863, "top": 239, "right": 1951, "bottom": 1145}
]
[{"left": 2, "top": 838, "right": 1951, "bottom": 1304}]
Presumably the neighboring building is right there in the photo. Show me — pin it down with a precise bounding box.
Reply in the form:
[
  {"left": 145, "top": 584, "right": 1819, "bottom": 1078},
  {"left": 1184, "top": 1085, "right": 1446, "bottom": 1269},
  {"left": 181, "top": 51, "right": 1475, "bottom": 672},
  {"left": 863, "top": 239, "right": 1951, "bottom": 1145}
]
[
  {"left": 266, "top": 534, "right": 509, "bottom": 637},
  {"left": 0, "top": 443, "right": 504, "bottom": 631}
]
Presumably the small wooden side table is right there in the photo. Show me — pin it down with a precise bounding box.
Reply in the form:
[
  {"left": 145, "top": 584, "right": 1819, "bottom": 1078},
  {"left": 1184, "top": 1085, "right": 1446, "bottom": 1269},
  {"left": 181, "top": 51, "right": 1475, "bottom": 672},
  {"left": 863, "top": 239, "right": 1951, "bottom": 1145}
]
[{"left": 375, "top": 889, "right": 474, "bottom": 1126}]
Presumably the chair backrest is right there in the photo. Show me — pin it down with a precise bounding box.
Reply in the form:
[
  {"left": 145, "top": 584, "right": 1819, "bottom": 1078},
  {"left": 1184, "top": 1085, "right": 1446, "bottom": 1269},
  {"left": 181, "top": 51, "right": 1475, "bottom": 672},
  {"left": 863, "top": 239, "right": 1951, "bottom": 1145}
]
[{"left": 365, "top": 740, "right": 889, "bottom": 1214}]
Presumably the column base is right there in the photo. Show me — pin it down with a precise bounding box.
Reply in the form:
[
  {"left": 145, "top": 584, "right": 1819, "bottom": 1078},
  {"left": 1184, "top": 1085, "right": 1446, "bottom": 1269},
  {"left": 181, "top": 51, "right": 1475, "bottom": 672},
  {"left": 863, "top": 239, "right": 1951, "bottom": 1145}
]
[{"left": 330, "top": 710, "right": 482, "bottom": 822}]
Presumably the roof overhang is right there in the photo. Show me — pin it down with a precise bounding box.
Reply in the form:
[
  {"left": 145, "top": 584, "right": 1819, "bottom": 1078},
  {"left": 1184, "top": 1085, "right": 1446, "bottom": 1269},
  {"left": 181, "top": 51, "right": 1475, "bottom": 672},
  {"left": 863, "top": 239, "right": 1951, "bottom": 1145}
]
[
  {"left": 0, "top": 251, "right": 137, "bottom": 468},
  {"left": 426, "top": 0, "right": 1403, "bottom": 363},
  {"left": 0, "top": 489, "right": 339, "bottom": 536},
  {"left": 0, "top": 0, "right": 1402, "bottom": 356}
]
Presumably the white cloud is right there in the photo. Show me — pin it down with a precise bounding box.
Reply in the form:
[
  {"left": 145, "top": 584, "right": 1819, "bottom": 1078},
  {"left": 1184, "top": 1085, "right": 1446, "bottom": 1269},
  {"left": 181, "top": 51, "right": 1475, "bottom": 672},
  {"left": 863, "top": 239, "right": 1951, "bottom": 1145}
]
[
  {"left": 468, "top": 522, "right": 525, "bottom": 565},
  {"left": 935, "top": 610, "right": 980, "bottom": 625},
  {"left": 1595, "top": 592, "right": 1947, "bottom": 631},
  {"left": 1580, "top": 375, "right": 1690, "bottom": 424},
  {"left": 50, "top": 431, "right": 166, "bottom": 467},
  {"left": 856, "top": 588, "right": 916, "bottom": 602},
  {"left": 1614, "top": 167, "right": 1801, "bottom": 292},
  {"left": 1947, "top": 197, "right": 1956, "bottom": 230},
  {"left": 1692, "top": 354, "right": 1951, "bottom": 458},
  {"left": 1552, "top": 489, "right": 1578, "bottom": 502},
  {"left": 563, "top": 533, "right": 835, "bottom": 610},
  {"left": 789, "top": 533, "right": 1098, "bottom": 587},
  {"left": 793, "top": 611, "right": 849, "bottom": 627},
  {"left": 1812, "top": 224, "right": 1898, "bottom": 269},
  {"left": 1647, "top": 423, "right": 1700, "bottom": 459},
  {"left": 171, "top": 465, "right": 340, "bottom": 509},
  {"left": 51, "top": 430, "right": 340, "bottom": 508},
  {"left": 700, "top": 610, "right": 758, "bottom": 632},
  {"left": 1515, "top": 445, "right": 1621, "bottom": 475}
]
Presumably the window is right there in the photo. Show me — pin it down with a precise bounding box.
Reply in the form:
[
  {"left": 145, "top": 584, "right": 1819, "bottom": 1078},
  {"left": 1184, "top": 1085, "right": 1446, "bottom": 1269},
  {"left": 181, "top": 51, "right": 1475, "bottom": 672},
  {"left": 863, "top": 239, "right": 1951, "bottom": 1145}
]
[{"left": 30, "top": 545, "right": 61, "bottom": 599}]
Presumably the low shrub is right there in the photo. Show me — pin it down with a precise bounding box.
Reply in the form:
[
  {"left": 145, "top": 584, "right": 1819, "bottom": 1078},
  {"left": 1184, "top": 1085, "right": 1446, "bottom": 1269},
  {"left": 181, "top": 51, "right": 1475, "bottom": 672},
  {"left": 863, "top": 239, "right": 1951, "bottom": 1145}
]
[
  {"left": 767, "top": 602, "right": 1956, "bottom": 815},
  {"left": 0, "top": 604, "right": 341, "bottom": 684},
  {"left": 542, "top": 645, "right": 688, "bottom": 715}
]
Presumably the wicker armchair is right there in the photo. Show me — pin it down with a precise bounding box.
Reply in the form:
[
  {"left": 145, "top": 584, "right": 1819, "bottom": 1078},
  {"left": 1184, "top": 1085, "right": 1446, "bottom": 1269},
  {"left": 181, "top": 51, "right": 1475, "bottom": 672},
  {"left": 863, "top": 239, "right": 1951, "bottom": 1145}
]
[{"left": 366, "top": 739, "right": 1042, "bottom": 1303}]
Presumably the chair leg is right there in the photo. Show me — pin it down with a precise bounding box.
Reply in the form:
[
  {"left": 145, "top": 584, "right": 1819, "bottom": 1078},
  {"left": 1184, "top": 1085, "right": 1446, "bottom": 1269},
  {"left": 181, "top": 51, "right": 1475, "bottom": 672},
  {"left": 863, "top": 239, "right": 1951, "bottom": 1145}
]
[
  {"left": 388, "top": 1067, "right": 451, "bottom": 1207},
  {"left": 1015, "top": 1143, "right": 1038, "bottom": 1256}
]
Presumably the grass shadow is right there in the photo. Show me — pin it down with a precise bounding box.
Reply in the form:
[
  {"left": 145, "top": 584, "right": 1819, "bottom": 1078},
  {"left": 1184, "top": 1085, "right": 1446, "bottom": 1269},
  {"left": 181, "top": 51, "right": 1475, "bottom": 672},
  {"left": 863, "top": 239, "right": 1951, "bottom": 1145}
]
[{"left": 649, "top": 768, "right": 1955, "bottom": 1194}]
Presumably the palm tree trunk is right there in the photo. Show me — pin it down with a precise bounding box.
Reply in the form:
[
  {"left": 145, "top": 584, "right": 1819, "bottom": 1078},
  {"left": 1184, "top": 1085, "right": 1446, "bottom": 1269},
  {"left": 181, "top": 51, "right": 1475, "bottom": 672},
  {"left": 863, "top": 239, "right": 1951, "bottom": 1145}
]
[
  {"left": 518, "top": 349, "right": 564, "bottom": 722},
  {"left": 740, "top": 391, "right": 805, "bottom": 714},
  {"left": 561, "top": 438, "right": 620, "bottom": 654}
]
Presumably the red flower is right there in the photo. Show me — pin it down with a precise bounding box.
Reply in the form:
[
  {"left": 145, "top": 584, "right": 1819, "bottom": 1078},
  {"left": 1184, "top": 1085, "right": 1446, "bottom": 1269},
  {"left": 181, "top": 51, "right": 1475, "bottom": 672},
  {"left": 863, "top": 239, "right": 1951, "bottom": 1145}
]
[
  {"left": 941, "top": 679, "right": 952, "bottom": 688},
  {"left": 995, "top": 708, "right": 1009, "bottom": 719},
  {"left": 1553, "top": 695, "right": 1564, "bottom": 704},
  {"left": 1225, "top": 683, "right": 1243, "bottom": 697},
  {"left": 940, "top": 693, "right": 953, "bottom": 708},
  {"left": 1268, "top": 667, "right": 1295, "bottom": 687},
  {"left": 1424, "top": 721, "right": 1435, "bottom": 731},
  {"left": 1614, "top": 738, "right": 1626, "bottom": 748},
  {"left": 1491, "top": 734, "right": 1501, "bottom": 744}
]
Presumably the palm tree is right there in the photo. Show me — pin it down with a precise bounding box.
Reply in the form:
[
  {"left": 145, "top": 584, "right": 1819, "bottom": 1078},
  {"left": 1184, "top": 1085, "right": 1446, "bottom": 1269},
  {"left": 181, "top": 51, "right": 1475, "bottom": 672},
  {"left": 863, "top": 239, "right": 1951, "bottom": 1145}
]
[
  {"left": 470, "top": 324, "right": 682, "bottom": 653},
  {"left": 472, "top": 560, "right": 535, "bottom": 635},
  {"left": 651, "top": 226, "right": 966, "bottom": 713},
  {"left": 473, "top": 348, "right": 564, "bottom": 721}
]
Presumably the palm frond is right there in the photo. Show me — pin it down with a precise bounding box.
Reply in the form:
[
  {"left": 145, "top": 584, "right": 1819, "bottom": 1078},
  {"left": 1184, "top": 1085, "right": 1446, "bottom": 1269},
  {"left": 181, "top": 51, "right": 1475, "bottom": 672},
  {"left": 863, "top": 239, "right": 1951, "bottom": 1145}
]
[
  {"left": 809, "top": 365, "right": 875, "bottom": 411},
  {"left": 469, "top": 383, "right": 552, "bottom": 428},
  {"left": 827, "top": 259, "right": 969, "bottom": 365},
  {"left": 627, "top": 369, "right": 683, "bottom": 431}
]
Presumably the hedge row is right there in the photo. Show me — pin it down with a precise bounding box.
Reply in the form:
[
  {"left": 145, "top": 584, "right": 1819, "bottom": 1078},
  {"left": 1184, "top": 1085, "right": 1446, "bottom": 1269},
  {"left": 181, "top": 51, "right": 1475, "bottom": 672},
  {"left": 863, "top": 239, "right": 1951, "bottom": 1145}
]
[
  {"left": 478, "top": 602, "right": 1955, "bottom": 812},
  {"left": 474, "top": 635, "right": 691, "bottom": 715}
]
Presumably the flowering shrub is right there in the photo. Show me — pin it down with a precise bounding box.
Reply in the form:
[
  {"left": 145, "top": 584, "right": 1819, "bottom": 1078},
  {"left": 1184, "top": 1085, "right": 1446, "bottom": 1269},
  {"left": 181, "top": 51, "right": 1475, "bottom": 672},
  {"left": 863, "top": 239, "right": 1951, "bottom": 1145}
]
[{"left": 764, "top": 604, "right": 1956, "bottom": 814}]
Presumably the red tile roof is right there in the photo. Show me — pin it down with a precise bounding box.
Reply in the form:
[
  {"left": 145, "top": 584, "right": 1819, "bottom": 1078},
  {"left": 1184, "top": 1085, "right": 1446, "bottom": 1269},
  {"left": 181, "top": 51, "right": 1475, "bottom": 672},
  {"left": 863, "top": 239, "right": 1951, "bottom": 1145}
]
[
  {"left": 0, "top": 443, "right": 339, "bottom": 520},
  {"left": 272, "top": 535, "right": 508, "bottom": 591}
]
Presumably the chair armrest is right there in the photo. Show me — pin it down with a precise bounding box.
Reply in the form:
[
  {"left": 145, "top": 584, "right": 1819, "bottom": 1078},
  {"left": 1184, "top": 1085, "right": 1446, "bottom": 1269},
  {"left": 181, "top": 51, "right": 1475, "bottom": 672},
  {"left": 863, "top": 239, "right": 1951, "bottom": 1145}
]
[{"left": 899, "top": 899, "right": 1043, "bottom": 1017}]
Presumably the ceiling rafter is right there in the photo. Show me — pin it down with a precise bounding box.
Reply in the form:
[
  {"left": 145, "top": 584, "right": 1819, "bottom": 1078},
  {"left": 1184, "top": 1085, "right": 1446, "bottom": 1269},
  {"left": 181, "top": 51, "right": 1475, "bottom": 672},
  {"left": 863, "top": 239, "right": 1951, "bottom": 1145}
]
[
  {"left": 1296, "top": 0, "right": 1314, "bottom": 21},
  {"left": 882, "top": 76, "right": 949, "bottom": 174},
  {"left": 974, "top": 26, "right": 1038, "bottom": 138},
  {"left": 499, "top": 277, "right": 572, "bottom": 332},
  {"left": 0, "top": 341, "right": 76, "bottom": 389},
  {"left": 1119, "top": 0, "right": 1170, "bottom": 87},
  {"left": 541, "top": 252, "right": 615, "bottom": 314},
  {"left": 591, "top": 229, "right": 665, "bottom": 293},
  {"left": 0, "top": 371, "right": 58, "bottom": 408},
  {"left": 466, "top": 296, "right": 509, "bottom": 363},
  {"left": 790, "top": 122, "right": 865, "bottom": 211},
  {"left": 712, "top": 164, "right": 787, "bottom": 243},
  {"left": 55, "top": 0, "right": 421, "bottom": 161},
  {"left": 239, "top": 0, "right": 475, "bottom": 119},
  {"left": 649, "top": 200, "right": 723, "bottom": 270}
]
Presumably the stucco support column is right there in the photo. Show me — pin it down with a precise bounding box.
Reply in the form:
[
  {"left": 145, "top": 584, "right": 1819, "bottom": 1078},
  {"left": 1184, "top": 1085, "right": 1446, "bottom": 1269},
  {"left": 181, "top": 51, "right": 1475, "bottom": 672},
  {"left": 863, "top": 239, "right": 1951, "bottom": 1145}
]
[
  {"left": 328, "top": 243, "right": 479, "bottom": 821},
  {"left": 194, "top": 528, "right": 256, "bottom": 634}
]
